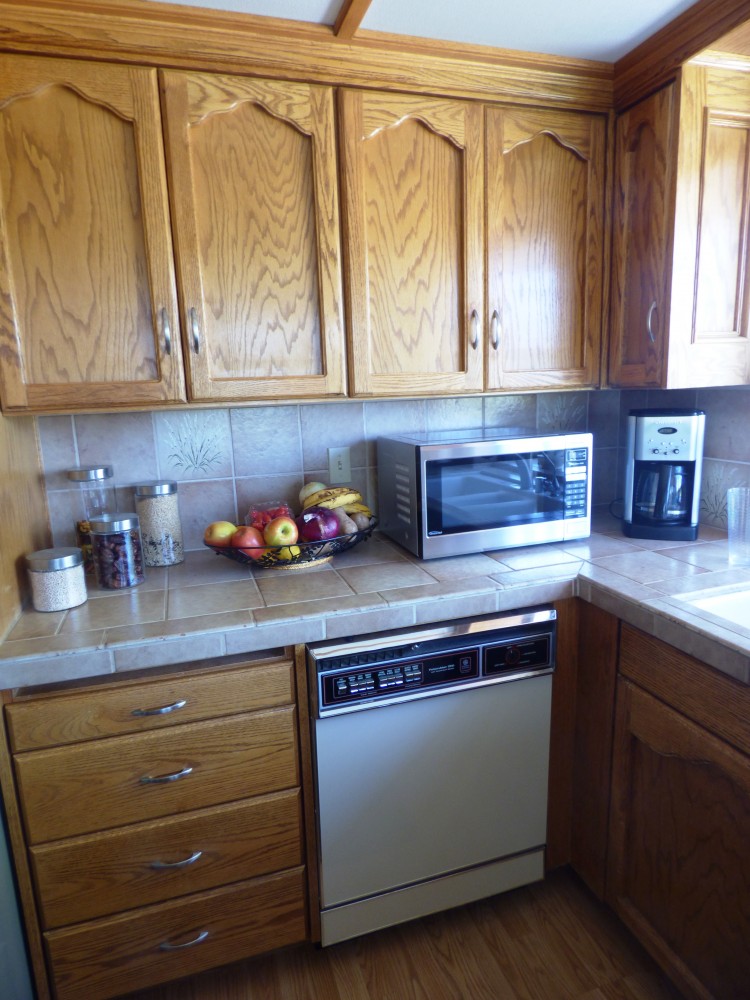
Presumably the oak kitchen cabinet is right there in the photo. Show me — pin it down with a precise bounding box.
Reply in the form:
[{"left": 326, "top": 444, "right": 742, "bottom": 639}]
[
  {"left": 160, "top": 70, "right": 346, "bottom": 403},
  {"left": 0, "top": 54, "right": 186, "bottom": 412},
  {"left": 608, "top": 625, "right": 750, "bottom": 1000},
  {"left": 339, "top": 89, "right": 607, "bottom": 397},
  {"left": 609, "top": 63, "right": 750, "bottom": 388},
  {"left": 0, "top": 54, "right": 346, "bottom": 413},
  {"left": 1, "top": 652, "right": 309, "bottom": 1000},
  {"left": 485, "top": 106, "right": 606, "bottom": 390}
]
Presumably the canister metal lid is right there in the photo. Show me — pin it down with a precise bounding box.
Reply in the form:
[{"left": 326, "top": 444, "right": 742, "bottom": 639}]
[
  {"left": 26, "top": 547, "right": 84, "bottom": 572},
  {"left": 134, "top": 481, "right": 177, "bottom": 497},
  {"left": 89, "top": 513, "right": 140, "bottom": 534},
  {"left": 67, "top": 466, "right": 113, "bottom": 482}
]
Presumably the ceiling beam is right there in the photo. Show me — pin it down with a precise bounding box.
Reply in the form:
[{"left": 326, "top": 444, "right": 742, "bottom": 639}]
[
  {"left": 614, "top": 0, "right": 750, "bottom": 110},
  {"left": 334, "top": 0, "right": 372, "bottom": 40}
]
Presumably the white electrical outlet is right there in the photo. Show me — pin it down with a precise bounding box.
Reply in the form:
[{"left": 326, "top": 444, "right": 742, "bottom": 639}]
[{"left": 328, "top": 446, "right": 351, "bottom": 484}]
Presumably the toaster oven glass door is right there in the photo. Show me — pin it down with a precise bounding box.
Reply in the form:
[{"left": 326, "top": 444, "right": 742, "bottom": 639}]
[{"left": 424, "top": 451, "right": 567, "bottom": 535}]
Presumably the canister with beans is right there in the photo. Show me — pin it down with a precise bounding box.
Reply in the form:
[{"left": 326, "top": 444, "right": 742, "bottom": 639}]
[{"left": 89, "top": 513, "right": 145, "bottom": 589}]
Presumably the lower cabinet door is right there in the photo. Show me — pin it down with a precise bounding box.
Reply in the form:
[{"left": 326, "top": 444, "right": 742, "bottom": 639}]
[
  {"left": 608, "top": 680, "right": 750, "bottom": 1000},
  {"left": 45, "top": 867, "right": 307, "bottom": 1000},
  {"left": 31, "top": 790, "right": 303, "bottom": 929}
]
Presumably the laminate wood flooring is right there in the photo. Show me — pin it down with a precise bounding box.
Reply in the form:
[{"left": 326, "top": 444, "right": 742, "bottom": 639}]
[{"left": 129, "top": 869, "right": 684, "bottom": 1000}]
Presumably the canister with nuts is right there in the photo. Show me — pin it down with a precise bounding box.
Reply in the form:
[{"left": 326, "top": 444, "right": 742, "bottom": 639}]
[{"left": 89, "top": 513, "right": 145, "bottom": 590}]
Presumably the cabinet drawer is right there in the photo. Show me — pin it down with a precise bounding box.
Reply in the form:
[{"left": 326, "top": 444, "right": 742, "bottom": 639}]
[
  {"left": 45, "top": 866, "right": 307, "bottom": 1000},
  {"left": 6, "top": 658, "right": 294, "bottom": 751},
  {"left": 619, "top": 624, "right": 750, "bottom": 755},
  {"left": 31, "top": 789, "right": 303, "bottom": 929},
  {"left": 15, "top": 707, "right": 298, "bottom": 843}
]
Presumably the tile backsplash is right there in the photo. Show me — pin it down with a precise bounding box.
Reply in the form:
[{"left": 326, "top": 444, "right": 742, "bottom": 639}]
[{"left": 37, "top": 387, "right": 750, "bottom": 550}]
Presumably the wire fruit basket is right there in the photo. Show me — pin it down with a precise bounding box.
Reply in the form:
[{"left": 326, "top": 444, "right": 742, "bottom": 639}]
[{"left": 204, "top": 519, "right": 377, "bottom": 569}]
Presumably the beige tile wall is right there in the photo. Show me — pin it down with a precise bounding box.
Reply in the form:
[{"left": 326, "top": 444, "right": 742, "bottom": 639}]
[{"left": 37, "top": 387, "right": 750, "bottom": 550}]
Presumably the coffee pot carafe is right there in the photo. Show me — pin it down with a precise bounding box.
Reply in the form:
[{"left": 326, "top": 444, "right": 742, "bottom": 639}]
[{"left": 624, "top": 410, "right": 705, "bottom": 541}]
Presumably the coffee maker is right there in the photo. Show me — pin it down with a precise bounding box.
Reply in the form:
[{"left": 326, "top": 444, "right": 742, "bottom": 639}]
[{"left": 623, "top": 409, "right": 705, "bottom": 541}]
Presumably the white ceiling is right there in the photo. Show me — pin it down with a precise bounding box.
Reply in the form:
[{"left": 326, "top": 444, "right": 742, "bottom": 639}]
[{"left": 141, "top": 0, "right": 703, "bottom": 62}]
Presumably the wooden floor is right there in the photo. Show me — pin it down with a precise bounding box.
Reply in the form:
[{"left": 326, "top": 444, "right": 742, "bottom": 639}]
[{"left": 130, "top": 869, "right": 684, "bottom": 1000}]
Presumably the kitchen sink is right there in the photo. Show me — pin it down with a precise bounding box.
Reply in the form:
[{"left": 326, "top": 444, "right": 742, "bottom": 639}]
[{"left": 685, "top": 588, "right": 750, "bottom": 630}]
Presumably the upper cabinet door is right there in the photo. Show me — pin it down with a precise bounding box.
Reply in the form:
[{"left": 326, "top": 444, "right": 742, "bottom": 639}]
[
  {"left": 339, "top": 90, "right": 484, "bottom": 397},
  {"left": 666, "top": 63, "right": 750, "bottom": 387},
  {"left": 0, "top": 54, "right": 185, "bottom": 412},
  {"left": 160, "top": 72, "right": 346, "bottom": 402},
  {"left": 485, "top": 107, "right": 606, "bottom": 390},
  {"left": 608, "top": 84, "right": 677, "bottom": 388}
]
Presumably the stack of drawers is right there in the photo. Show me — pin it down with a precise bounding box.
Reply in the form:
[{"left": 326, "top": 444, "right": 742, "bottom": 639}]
[{"left": 4, "top": 654, "right": 308, "bottom": 999}]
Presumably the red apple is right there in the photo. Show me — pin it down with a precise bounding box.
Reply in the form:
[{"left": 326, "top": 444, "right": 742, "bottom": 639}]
[
  {"left": 295, "top": 505, "right": 340, "bottom": 542},
  {"left": 204, "top": 520, "right": 237, "bottom": 546},
  {"left": 230, "top": 525, "right": 268, "bottom": 560},
  {"left": 263, "top": 516, "right": 299, "bottom": 547}
]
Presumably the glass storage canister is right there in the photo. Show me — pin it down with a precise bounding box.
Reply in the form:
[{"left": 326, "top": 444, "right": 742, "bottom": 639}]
[
  {"left": 89, "top": 513, "right": 145, "bottom": 590},
  {"left": 66, "top": 465, "right": 115, "bottom": 574},
  {"left": 26, "top": 547, "right": 87, "bottom": 612},
  {"left": 134, "top": 481, "right": 184, "bottom": 567}
]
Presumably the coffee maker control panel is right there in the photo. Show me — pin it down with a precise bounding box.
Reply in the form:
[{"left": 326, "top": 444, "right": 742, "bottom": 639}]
[{"left": 633, "top": 414, "right": 703, "bottom": 462}]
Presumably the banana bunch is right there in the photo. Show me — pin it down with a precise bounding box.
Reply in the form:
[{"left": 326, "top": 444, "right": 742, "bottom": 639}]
[
  {"left": 300, "top": 485, "right": 375, "bottom": 532},
  {"left": 302, "top": 487, "right": 367, "bottom": 514}
]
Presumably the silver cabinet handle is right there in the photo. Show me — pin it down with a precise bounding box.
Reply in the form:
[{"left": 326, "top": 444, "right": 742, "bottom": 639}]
[
  {"left": 140, "top": 765, "right": 193, "bottom": 785},
  {"left": 490, "top": 309, "right": 500, "bottom": 350},
  {"left": 132, "top": 700, "right": 187, "bottom": 718},
  {"left": 647, "top": 300, "right": 657, "bottom": 343},
  {"left": 161, "top": 308, "right": 172, "bottom": 356},
  {"left": 190, "top": 307, "right": 201, "bottom": 354},
  {"left": 159, "top": 930, "right": 209, "bottom": 951},
  {"left": 150, "top": 850, "right": 203, "bottom": 871},
  {"left": 469, "top": 309, "right": 479, "bottom": 350}
]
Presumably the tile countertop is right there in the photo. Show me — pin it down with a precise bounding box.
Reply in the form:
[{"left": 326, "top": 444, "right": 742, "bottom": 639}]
[{"left": 2, "top": 510, "right": 750, "bottom": 690}]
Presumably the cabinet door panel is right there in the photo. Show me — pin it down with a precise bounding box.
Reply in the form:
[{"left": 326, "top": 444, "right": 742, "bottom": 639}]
[
  {"left": 486, "top": 107, "right": 605, "bottom": 389},
  {"left": 608, "top": 84, "right": 676, "bottom": 387},
  {"left": 0, "top": 54, "right": 185, "bottom": 411},
  {"left": 161, "top": 72, "right": 346, "bottom": 401},
  {"left": 340, "top": 89, "right": 484, "bottom": 396},
  {"left": 667, "top": 64, "right": 750, "bottom": 386},
  {"left": 609, "top": 680, "right": 750, "bottom": 1000}
]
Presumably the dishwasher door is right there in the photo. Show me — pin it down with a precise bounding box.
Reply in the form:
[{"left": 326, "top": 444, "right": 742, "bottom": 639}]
[{"left": 314, "top": 669, "right": 552, "bottom": 941}]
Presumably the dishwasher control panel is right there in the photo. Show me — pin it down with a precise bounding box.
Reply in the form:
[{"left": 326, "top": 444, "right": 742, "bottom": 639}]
[
  {"left": 320, "top": 649, "right": 479, "bottom": 708},
  {"left": 310, "top": 606, "right": 556, "bottom": 714}
]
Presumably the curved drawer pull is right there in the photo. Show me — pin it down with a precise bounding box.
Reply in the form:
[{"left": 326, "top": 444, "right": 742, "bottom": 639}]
[
  {"left": 190, "top": 306, "right": 201, "bottom": 354},
  {"left": 159, "top": 929, "right": 209, "bottom": 952},
  {"left": 150, "top": 850, "right": 203, "bottom": 871},
  {"left": 490, "top": 309, "right": 500, "bottom": 350},
  {"left": 140, "top": 765, "right": 193, "bottom": 785},
  {"left": 646, "top": 300, "right": 657, "bottom": 343},
  {"left": 161, "top": 308, "right": 172, "bottom": 356},
  {"left": 469, "top": 309, "right": 479, "bottom": 350},
  {"left": 132, "top": 699, "right": 187, "bottom": 718}
]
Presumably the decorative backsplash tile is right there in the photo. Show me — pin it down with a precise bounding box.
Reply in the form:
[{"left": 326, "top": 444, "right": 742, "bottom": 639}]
[{"left": 155, "top": 409, "right": 233, "bottom": 481}]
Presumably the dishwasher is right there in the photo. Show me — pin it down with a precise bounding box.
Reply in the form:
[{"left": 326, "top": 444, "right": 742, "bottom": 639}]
[{"left": 306, "top": 605, "right": 556, "bottom": 946}]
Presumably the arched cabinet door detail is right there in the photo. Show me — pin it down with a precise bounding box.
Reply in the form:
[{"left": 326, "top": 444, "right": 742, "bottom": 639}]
[
  {"left": 0, "top": 54, "right": 185, "bottom": 411},
  {"left": 339, "top": 89, "right": 484, "bottom": 397},
  {"left": 160, "top": 71, "right": 346, "bottom": 402},
  {"left": 486, "top": 106, "right": 606, "bottom": 390}
]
